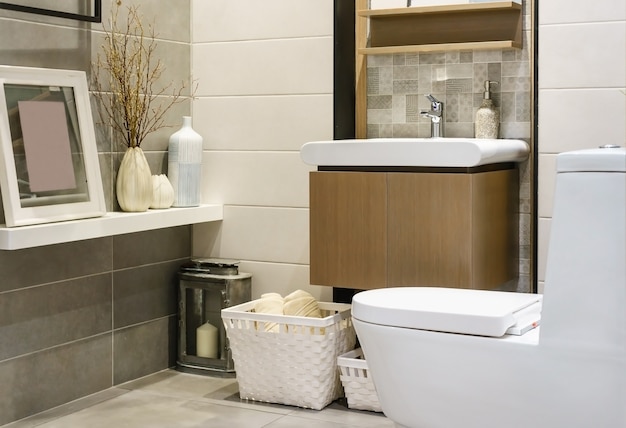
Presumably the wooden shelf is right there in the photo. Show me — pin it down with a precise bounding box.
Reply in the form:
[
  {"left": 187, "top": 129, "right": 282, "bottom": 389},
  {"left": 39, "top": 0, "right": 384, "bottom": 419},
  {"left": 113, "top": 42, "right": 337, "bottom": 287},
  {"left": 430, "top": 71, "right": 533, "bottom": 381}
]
[
  {"left": 359, "top": 1, "right": 522, "bottom": 54},
  {"left": 0, "top": 204, "right": 223, "bottom": 250}
]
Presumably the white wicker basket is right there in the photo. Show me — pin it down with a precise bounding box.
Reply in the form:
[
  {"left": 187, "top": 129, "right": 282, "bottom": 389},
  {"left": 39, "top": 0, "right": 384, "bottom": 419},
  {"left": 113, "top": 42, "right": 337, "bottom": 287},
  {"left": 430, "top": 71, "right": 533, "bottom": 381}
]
[
  {"left": 337, "top": 348, "right": 382, "bottom": 412},
  {"left": 221, "top": 300, "right": 356, "bottom": 410}
]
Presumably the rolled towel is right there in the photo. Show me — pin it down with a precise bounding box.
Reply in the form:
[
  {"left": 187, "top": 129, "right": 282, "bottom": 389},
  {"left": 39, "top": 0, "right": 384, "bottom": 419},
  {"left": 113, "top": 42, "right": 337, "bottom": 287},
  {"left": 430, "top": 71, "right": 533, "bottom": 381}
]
[
  {"left": 254, "top": 293, "right": 284, "bottom": 332},
  {"left": 283, "top": 290, "right": 322, "bottom": 318}
]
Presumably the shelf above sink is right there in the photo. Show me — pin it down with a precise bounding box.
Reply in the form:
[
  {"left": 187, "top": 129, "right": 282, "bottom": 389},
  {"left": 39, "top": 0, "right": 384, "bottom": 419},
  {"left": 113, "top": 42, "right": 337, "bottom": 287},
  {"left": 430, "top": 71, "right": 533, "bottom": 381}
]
[{"left": 300, "top": 138, "right": 529, "bottom": 168}]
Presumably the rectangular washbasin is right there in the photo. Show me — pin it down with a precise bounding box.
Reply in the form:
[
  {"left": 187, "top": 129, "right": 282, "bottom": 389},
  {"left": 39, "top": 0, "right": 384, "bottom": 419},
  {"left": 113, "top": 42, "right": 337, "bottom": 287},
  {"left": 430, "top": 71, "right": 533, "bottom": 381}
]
[{"left": 300, "top": 138, "right": 529, "bottom": 168}]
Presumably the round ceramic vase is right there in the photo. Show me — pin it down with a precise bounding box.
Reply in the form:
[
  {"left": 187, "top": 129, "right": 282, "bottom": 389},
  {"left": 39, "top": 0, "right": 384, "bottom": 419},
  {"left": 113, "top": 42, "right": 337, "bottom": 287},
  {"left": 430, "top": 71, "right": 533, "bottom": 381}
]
[{"left": 116, "top": 146, "right": 153, "bottom": 212}]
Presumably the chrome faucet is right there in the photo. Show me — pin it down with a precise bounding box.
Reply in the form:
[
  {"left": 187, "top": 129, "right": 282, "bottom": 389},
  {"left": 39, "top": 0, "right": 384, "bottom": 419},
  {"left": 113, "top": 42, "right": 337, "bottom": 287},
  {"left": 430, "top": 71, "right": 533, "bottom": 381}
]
[{"left": 420, "top": 94, "right": 444, "bottom": 138}]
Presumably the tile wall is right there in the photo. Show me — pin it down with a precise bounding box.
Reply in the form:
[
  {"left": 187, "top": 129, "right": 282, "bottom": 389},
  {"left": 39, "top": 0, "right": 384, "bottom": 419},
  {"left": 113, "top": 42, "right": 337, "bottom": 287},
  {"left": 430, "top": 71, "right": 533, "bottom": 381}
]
[
  {"left": 0, "top": 0, "right": 193, "bottom": 424},
  {"left": 190, "top": 0, "right": 335, "bottom": 301},
  {"left": 365, "top": 1, "right": 534, "bottom": 291},
  {"left": 537, "top": 0, "right": 626, "bottom": 293}
]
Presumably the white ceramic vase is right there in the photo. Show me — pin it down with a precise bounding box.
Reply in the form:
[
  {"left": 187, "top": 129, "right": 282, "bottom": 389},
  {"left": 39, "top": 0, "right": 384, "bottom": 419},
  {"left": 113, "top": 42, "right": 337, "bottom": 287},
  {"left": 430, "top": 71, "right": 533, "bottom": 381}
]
[
  {"left": 116, "top": 146, "right": 153, "bottom": 212},
  {"left": 168, "top": 116, "right": 203, "bottom": 207},
  {"left": 150, "top": 174, "right": 175, "bottom": 209}
]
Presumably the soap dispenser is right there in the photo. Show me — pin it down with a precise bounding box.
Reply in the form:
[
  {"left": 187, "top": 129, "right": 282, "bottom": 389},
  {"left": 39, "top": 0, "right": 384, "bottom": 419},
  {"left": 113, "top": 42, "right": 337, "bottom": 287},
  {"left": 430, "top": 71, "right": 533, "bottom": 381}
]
[{"left": 475, "top": 80, "right": 500, "bottom": 139}]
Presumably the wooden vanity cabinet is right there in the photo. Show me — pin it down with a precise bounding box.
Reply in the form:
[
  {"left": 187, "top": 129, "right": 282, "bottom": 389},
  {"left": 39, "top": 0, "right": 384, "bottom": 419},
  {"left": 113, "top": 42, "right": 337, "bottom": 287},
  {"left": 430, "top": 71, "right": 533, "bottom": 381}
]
[{"left": 309, "top": 166, "right": 518, "bottom": 290}]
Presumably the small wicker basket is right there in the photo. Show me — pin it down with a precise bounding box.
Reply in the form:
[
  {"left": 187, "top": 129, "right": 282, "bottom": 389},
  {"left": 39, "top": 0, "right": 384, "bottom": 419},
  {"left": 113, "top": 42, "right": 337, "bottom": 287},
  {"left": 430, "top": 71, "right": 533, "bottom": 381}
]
[
  {"left": 222, "top": 300, "right": 355, "bottom": 410},
  {"left": 337, "top": 348, "right": 382, "bottom": 412}
]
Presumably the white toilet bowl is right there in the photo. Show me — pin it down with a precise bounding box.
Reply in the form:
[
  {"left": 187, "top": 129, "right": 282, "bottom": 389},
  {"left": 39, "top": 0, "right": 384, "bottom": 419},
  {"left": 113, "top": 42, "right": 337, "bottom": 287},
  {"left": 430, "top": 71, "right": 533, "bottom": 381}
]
[{"left": 352, "top": 147, "right": 626, "bottom": 428}]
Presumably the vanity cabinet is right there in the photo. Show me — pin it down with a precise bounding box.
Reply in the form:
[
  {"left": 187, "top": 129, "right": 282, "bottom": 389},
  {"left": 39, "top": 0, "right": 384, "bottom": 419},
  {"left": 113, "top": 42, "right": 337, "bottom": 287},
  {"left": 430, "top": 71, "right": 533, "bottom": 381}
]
[{"left": 309, "top": 166, "right": 518, "bottom": 290}]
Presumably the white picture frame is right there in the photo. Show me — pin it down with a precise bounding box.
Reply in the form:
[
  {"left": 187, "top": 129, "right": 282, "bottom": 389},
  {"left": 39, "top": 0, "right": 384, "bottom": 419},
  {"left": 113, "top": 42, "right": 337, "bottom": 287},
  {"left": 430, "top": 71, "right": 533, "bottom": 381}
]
[{"left": 0, "top": 65, "right": 106, "bottom": 227}]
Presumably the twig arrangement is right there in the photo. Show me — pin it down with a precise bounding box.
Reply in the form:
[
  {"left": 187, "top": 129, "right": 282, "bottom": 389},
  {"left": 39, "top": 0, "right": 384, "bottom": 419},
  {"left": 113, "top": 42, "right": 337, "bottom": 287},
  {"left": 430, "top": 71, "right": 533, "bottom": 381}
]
[{"left": 91, "top": 1, "right": 188, "bottom": 148}]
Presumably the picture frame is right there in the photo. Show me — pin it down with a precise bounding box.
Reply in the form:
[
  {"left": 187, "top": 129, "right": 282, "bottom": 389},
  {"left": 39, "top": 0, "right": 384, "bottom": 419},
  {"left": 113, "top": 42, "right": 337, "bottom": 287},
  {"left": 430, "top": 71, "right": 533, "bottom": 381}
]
[
  {"left": 0, "top": 65, "right": 106, "bottom": 227},
  {"left": 0, "top": 0, "right": 101, "bottom": 23}
]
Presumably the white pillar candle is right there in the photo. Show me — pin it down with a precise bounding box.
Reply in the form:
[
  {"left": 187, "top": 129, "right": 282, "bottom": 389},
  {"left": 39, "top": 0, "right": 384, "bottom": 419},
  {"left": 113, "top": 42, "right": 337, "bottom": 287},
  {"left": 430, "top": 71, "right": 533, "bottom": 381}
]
[{"left": 196, "top": 322, "right": 218, "bottom": 359}]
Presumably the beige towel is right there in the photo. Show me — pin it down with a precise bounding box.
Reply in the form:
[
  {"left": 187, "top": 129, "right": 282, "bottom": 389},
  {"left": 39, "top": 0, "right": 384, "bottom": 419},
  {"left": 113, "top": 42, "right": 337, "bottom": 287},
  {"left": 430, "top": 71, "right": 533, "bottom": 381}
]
[
  {"left": 254, "top": 293, "right": 284, "bottom": 332},
  {"left": 284, "top": 290, "right": 322, "bottom": 318}
]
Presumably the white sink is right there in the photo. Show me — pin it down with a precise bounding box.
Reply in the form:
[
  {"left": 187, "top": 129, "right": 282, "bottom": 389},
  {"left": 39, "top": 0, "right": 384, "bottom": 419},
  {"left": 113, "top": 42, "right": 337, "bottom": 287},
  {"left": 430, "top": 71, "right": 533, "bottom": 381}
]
[{"left": 300, "top": 138, "right": 530, "bottom": 168}]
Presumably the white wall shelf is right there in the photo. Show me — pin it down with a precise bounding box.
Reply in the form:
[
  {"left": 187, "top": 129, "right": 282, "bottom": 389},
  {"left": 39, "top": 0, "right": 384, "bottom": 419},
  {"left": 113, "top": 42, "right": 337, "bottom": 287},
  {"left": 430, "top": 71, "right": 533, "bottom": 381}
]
[{"left": 0, "top": 204, "right": 223, "bottom": 250}]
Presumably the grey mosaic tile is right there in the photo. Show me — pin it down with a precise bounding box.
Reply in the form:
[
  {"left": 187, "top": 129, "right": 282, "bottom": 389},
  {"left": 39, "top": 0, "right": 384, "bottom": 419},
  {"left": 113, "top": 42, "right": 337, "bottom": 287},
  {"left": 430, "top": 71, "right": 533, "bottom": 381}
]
[
  {"left": 405, "top": 53, "right": 420, "bottom": 65},
  {"left": 445, "top": 78, "right": 473, "bottom": 94},
  {"left": 393, "top": 65, "right": 420, "bottom": 80},
  {"left": 445, "top": 51, "right": 460, "bottom": 64},
  {"left": 392, "top": 79, "right": 419, "bottom": 94},
  {"left": 445, "top": 93, "right": 460, "bottom": 123},
  {"left": 368, "top": 95, "right": 393, "bottom": 109},
  {"left": 460, "top": 51, "right": 474, "bottom": 63},
  {"left": 406, "top": 94, "right": 421, "bottom": 122},
  {"left": 367, "top": 67, "right": 380, "bottom": 95},
  {"left": 391, "top": 123, "right": 420, "bottom": 138},
  {"left": 419, "top": 52, "right": 445, "bottom": 65},
  {"left": 367, "top": 108, "right": 392, "bottom": 124},
  {"left": 393, "top": 53, "right": 406, "bottom": 65},
  {"left": 516, "top": 91, "right": 531, "bottom": 122}
]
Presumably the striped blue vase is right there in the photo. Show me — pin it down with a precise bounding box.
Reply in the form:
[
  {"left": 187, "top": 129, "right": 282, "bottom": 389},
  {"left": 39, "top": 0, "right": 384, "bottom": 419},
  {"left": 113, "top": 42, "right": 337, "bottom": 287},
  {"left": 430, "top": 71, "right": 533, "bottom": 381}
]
[{"left": 168, "top": 116, "right": 203, "bottom": 207}]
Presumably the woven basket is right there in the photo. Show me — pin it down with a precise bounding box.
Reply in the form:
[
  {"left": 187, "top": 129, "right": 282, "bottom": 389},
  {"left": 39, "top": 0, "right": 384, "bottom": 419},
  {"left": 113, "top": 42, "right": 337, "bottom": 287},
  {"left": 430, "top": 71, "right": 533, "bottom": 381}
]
[
  {"left": 337, "top": 348, "right": 382, "bottom": 412},
  {"left": 221, "top": 300, "right": 355, "bottom": 410}
]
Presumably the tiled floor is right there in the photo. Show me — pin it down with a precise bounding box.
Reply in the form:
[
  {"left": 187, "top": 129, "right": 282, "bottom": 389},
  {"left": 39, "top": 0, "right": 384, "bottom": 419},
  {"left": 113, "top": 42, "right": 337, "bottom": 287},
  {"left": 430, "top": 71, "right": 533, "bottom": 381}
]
[{"left": 4, "top": 370, "right": 394, "bottom": 428}]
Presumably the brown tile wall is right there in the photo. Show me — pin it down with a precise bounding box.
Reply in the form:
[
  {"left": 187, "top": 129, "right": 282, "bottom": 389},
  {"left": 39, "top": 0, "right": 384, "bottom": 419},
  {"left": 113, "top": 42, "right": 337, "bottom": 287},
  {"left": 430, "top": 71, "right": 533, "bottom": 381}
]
[{"left": 0, "top": 1, "right": 192, "bottom": 424}]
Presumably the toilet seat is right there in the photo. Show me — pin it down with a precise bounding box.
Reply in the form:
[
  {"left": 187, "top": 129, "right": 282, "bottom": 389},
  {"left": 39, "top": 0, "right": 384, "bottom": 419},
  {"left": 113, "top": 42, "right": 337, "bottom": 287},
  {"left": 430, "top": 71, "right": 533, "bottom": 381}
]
[{"left": 352, "top": 287, "right": 542, "bottom": 337}]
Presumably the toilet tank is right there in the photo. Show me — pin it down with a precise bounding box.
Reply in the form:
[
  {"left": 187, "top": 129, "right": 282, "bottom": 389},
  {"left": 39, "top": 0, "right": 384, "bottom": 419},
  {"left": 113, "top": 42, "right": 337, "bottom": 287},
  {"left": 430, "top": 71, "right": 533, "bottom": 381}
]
[{"left": 540, "top": 148, "right": 626, "bottom": 350}]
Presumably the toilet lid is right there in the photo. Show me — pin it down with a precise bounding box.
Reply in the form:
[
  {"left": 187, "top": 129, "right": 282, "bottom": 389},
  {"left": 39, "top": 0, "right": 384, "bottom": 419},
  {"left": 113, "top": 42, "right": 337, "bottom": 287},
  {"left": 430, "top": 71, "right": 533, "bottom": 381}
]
[{"left": 352, "top": 287, "right": 542, "bottom": 337}]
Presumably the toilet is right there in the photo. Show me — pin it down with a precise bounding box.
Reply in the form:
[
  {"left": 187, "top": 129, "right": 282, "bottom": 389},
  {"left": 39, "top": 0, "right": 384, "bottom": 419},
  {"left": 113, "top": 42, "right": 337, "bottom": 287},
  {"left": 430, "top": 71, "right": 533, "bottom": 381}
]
[{"left": 352, "top": 147, "right": 626, "bottom": 428}]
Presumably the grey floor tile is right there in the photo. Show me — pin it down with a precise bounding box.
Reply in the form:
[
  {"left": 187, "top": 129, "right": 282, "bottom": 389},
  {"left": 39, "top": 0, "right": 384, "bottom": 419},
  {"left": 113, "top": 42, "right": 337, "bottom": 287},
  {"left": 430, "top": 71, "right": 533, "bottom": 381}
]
[
  {"left": 33, "top": 390, "right": 284, "bottom": 428},
  {"left": 4, "top": 370, "right": 392, "bottom": 428}
]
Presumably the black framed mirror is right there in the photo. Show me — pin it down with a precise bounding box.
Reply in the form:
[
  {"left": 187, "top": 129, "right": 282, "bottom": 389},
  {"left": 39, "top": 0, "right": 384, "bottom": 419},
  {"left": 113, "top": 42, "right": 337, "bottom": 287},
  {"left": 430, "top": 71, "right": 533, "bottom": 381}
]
[{"left": 0, "top": 0, "right": 101, "bottom": 23}]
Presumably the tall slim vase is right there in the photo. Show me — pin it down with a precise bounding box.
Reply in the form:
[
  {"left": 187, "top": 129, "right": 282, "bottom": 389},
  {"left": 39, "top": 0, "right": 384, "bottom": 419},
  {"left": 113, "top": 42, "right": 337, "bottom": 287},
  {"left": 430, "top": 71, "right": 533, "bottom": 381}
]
[{"left": 168, "top": 116, "right": 203, "bottom": 207}]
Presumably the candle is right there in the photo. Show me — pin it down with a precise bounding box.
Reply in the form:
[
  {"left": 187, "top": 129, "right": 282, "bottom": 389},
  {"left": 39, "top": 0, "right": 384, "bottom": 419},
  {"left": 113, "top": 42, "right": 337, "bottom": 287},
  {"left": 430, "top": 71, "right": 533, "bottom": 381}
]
[{"left": 196, "top": 322, "right": 218, "bottom": 359}]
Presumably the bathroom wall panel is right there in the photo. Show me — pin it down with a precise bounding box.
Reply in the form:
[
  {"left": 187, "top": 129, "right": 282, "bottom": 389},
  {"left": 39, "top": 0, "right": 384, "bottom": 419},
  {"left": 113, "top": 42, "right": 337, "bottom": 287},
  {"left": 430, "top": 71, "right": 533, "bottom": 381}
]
[
  {"left": 539, "top": 0, "right": 626, "bottom": 25},
  {"left": 0, "top": 274, "right": 112, "bottom": 361},
  {"left": 537, "top": 218, "right": 552, "bottom": 283},
  {"left": 0, "top": 238, "right": 112, "bottom": 293},
  {"left": 193, "top": 206, "right": 310, "bottom": 266},
  {"left": 0, "top": 335, "right": 112, "bottom": 426},
  {"left": 113, "top": 316, "right": 176, "bottom": 385},
  {"left": 192, "top": 0, "right": 333, "bottom": 42},
  {"left": 112, "top": 226, "right": 191, "bottom": 270},
  {"left": 538, "top": 22, "right": 626, "bottom": 89},
  {"left": 537, "top": 154, "right": 557, "bottom": 218},
  {"left": 201, "top": 151, "right": 314, "bottom": 208},
  {"left": 0, "top": 18, "right": 91, "bottom": 71},
  {"left": 192, "top": 38, "right": 333, "bottom": 96},
  {"left": 236, "top": 260, "right": 332, "bottom": 302},
  {"left": 193, "top": 95, "right": 333, "bottom": 151},
  {"left": 113, "top": 260, "right": 181, "bottom": 329},
  {"left": 96, "top": 0, "right": 191, "bottom": 42},
  {"left": 539, "top": 89, "right": 626, "bottom": 153}
]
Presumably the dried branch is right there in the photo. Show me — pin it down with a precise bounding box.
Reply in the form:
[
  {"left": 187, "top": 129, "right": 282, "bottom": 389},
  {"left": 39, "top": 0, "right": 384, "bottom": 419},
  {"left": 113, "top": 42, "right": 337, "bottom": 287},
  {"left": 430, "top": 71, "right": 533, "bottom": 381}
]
[{"left": 91, "top": 2, "right": 191, "bottom": 148}]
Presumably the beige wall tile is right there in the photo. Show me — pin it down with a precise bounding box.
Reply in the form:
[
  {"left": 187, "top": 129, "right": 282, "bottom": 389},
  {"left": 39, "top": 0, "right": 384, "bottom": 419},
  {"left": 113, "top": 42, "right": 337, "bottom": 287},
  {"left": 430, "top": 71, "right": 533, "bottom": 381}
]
[
  {"left": 539, "top": 89, "right": 626, "bottom": 153},
  {"left": 539, "top": 0, "right": 625, "bottom": 24},
  {"left": 539, "top": 22, "right": 626, "bottom": 89},
  {"left": 537, "top": 217, "right": 552, "bottom": 283},
  {"left": 193, "top": 95, "right": 333, "bottom": 151},
  {"left": 236, "top": 260, "right": 332, "bottom": 301},
  {"left": 193, "top": 37, "right": 333, "bottom": 96},
  {"left": 192, "top": 0, "right": 333, "bottom": 42},
  {"left": 537, "top": 154, "right": 557, "bottom": 218},
  {"left": 200, "top": 151, "right": 314, "bottom": 208},
  {"left": 192, "top": 206, "right": 309, "bottom": 265}
]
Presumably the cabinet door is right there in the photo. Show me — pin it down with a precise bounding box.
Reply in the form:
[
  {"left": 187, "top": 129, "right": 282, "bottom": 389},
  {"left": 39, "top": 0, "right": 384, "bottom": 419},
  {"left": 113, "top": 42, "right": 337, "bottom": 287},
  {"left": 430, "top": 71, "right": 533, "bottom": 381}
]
[
  {"left": 309, "top": 172, "right": 387, "bottom": 289},
  {"left": 387, "top": 173, "right": 472, "bottom": 288}
]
